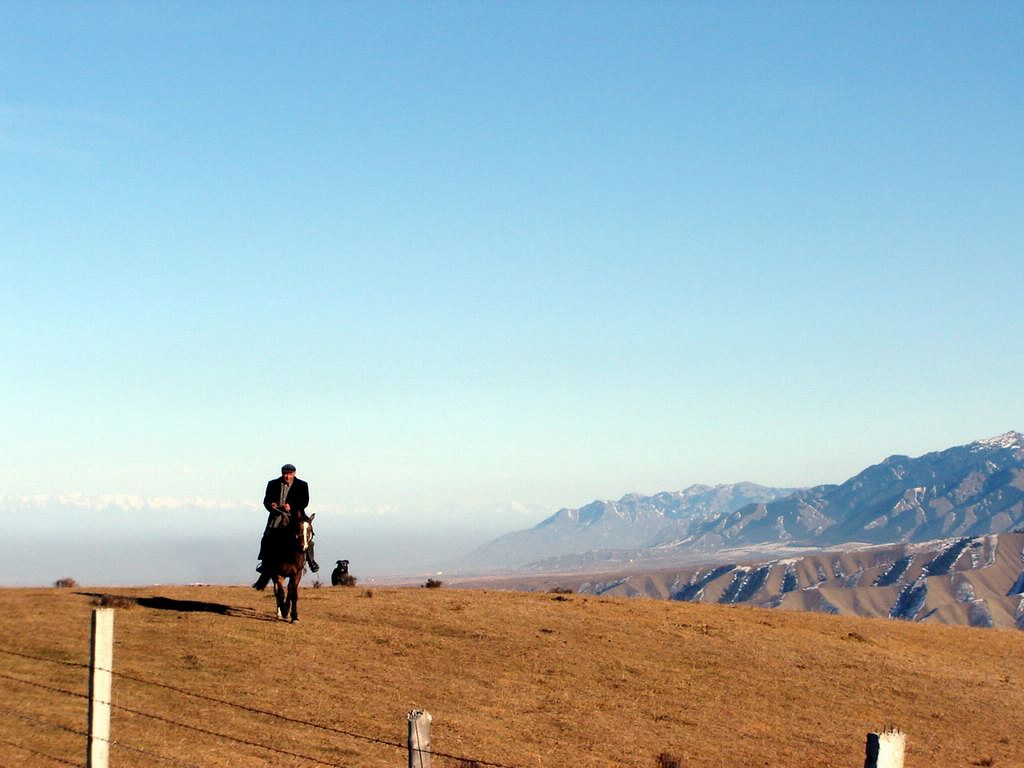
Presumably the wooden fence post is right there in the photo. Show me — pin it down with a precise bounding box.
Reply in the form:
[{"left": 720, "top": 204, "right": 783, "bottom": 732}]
[
  {"left": 864, "top": 729, "right": 905, "bottom": 768},
  {"left": 87, "top": 608, "right": 114, "bottom": 768},
  {"left": 407, "top": 709, "right": 432, "bottom": 768}
]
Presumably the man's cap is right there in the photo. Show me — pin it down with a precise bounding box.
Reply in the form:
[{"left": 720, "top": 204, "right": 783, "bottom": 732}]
[{"left": 281, "top": 464, "right": 297, "bottom": 473}]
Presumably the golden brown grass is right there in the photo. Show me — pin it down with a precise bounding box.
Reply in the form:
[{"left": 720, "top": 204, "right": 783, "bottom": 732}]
[{"left": 0, "top": 585, "right": 1020, "bottom": 768}]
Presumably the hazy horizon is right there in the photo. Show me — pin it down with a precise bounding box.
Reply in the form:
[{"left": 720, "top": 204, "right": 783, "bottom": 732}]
[{"left": 4, "top": 494, "right": 553, "bottom": 586}]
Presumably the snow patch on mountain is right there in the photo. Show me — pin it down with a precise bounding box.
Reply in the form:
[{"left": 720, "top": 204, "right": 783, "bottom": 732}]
[{"left": 971, "top": 431, "right": 1024, "bottom": 451}]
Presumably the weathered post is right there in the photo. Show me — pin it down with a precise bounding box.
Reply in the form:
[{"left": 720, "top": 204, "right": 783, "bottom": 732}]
[
  {"left": 87, "top": 608, "right": 114, "bottom": 768},
  {"left": 407, "top": 709, "right": 432, "bottom": 768},
  {"left": 864, "top": 729, "right": 905, "bottom": 768}
]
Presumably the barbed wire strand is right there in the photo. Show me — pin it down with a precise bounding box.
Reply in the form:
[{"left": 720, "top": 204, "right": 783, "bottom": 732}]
[
  {"left": 0, "top": 671, "right": 87, "bottom": 699},
  {"left": 0, "top": 647, "right": 86, "bottom": 670},
  {"left": 0, "top": 671, "right": 348, "bottom": 768},
  {"left": 0, "top": 646, "right": 518, "bottom": 768},
  {"left": 0, "top": 705, "right": 204, "bottom": 768},
  {"left": 0, "top": 646, "right": 404, "bottom": 749},
  {"left": 0, "top": 734, "right": 83, "bottom": 767},
  {"left": 110, "top": 738, "right": 208, "bottom": 768},
  {"left": 108, "top": 700, "right": 353, "bottom": 768},
  {"left": 0, "top": 704, "right": 87, "bottom": 738}
]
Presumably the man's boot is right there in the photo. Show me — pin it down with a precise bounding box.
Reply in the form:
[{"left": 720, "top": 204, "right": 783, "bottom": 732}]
[{"left": 306, "top": 542, "right": 320, "bottom": 573}]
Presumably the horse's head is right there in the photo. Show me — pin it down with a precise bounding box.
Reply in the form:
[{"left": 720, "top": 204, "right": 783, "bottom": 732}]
[{"left": 297, "top": 512, "right": 315, "bottom": 553}]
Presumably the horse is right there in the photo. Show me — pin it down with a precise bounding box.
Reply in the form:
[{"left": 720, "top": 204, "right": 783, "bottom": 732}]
[{"left": 260, "top": 511, "right": 315, "bottom": 622}]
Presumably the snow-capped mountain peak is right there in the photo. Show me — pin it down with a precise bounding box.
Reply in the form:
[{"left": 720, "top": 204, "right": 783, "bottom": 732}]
[{"left": 971, "top": 431, "right": 1024, "bottom": 451}]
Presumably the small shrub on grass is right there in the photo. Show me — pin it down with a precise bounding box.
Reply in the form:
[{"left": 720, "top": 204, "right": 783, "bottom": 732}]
[
  {"left": 362, "top": 589, "right": 374, "bottom": 598},
  {"left": 548, "top": 586, "right": 574, "bottom": 594},
  {"left": 335, "top": 573, "right": 358, "bottom": 587},
  {"left": 182, "top": 654, "right": 202, "bottom": 670},
  {"left": 656, "top": 752, "right": 684, "bottom": 768},
  {"left": 53, "top": 577, "right": 78, "bottom": 589},
  {"left": 311, "top": 579, "right": 323, "bottom": 589},
  {"left": 423, "top": 578, "right": 443, "bottom": 589}
]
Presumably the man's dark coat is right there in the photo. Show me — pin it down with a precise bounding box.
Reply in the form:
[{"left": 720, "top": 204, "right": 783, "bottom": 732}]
[
  {"left": 263, "top": 477, "right": 309, "bottom": 521},
  {"left": 258, "top": 477, "right": 310, "bottom": 561}
]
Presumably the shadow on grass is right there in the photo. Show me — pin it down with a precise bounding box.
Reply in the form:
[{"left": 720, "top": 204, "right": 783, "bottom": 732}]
[{"left": 77, "top": 592, "right": 279, "bottom": 622}]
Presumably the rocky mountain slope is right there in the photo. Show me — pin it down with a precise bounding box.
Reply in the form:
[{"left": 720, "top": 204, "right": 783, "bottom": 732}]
[
  {"left": 455, "top": 531, "right": 1024, "bottom": 630},
  {"left": 454, "top": 432, "right": 1024, "bottom": 574},
  {"left": 691, "top": 431, "right": 1024, "bottom": 550}
]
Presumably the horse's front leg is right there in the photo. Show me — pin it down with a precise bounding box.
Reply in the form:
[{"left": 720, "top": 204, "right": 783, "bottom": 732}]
[
  {"left": 273, "top": 576, "right": 287, "bottom": 620},
  {"left": 288, "top": 575, "right": 299, "bottom": 623}
]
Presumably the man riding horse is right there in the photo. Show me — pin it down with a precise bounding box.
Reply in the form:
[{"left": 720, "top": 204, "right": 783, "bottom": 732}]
[{"left": 253, "top": 463, "right": 319, "bottom": 591}]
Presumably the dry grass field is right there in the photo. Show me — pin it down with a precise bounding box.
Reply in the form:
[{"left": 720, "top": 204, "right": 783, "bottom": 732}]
[{"left": 1, "top": 584, "right": 1021, "bottom": 768}]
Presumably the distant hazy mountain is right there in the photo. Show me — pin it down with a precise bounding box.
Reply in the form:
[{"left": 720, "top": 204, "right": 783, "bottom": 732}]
[
  {"left": 453, "top": 482, "right": 799, "bottom": 572},
  {"left": 452, "top": 432, "right": 1024, "bottom": 576},
  {"left": 691, "top": 431, "right": 1024, "bottom": 550}
]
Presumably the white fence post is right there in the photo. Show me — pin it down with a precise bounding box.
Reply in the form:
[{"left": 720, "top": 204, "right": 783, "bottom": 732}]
[
  {"left": 407, "top": 709, "right": 432, "bottom": 768},
  {"left": 864, "top": 729, "right": 905, "bottom": 768},
  {"left": 87, "top": 608, "right": 115, "bottom": 768}
]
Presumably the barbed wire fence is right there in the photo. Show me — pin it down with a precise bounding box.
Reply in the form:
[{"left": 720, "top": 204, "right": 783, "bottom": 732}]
[
  {"left": 0, "top": 623, "right": 519, "bottom": 768},
  {"left": 0, "top": 610, "right": 908, "bottom": 768}
]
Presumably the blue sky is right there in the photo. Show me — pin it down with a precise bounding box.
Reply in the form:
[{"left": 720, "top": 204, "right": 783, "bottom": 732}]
[{"left": 2, "top": 2, "right": 1022, "bottom": 567}]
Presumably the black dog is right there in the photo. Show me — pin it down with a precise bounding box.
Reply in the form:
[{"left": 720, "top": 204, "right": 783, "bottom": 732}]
[{"left": 331, "top": 560, "right": 350, "bottom": 586}]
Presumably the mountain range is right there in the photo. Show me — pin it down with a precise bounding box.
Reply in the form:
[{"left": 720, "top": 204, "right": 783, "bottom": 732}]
[
  {"left": 456, "top": 532, "right": 1024, "bottom": 629},
  {"left": 453, "top": 431, "right": 1024, "bottom": 574},
  {"left": 454, "top": 481, "right": 797, "bottom": 571}
]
